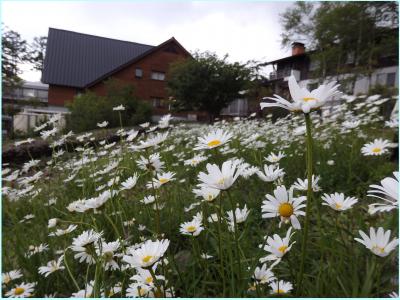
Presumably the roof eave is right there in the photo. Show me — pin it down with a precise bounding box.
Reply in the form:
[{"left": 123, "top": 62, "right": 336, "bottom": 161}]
[{"left": 85, "top": 37, "right": 191, "bottom": 88}]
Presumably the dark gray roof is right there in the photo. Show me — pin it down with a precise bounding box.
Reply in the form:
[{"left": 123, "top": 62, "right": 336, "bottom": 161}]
[{"left": 41, "top": 28, "right": 155, "bottom": 88}]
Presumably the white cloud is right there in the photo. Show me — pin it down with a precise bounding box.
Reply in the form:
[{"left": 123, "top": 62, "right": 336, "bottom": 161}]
[{"left": 2, "top": 1, "right": 292, "bottom": 82}]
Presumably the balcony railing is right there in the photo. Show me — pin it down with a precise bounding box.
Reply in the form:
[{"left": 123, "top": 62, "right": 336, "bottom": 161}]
[
  {"left": 268, "top": 69, "right": 292, "bottom": 80},
  {"left": 3, "top": 88, "right": 48, "bottom": 102}
]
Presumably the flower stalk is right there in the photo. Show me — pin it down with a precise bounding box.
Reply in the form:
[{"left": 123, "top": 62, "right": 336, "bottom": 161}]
[{"left": 297, "top": 112, "right": 313, "bottom": 295}]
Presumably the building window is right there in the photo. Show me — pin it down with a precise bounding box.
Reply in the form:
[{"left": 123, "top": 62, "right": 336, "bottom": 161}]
[
  {"left": 221, "top": 99, "right": 248, "bottom": 116},
  {"left": 23, "top": 88, "right": 36, "bottom": 98},
  {"left": 37, "top": 90, "right": 48, "bottom": 100},
  {"left": 151, "top": 71, "right": 165, "bottom": 81},
  {"left": 135, "top": 68, "right": 143, "bottom": 78},
  {"left": 152, "top": 97, "right": 168, "bottom": 108},
  {"left": 387, "top": 73, "right": 396, "bottom": 87},
  {"left": 376, "top": 73, "right": 386, "bottom": 86}
]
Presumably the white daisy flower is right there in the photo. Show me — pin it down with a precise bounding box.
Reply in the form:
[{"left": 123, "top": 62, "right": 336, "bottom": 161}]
[
  {"left": 71, "top": 281, "right": 94, "bottom": 298},
  {"left": 179, "top": 218, "right": 204, "bottom": 237},
  {"left": 292, "top": 175, "right": 321, "bottom": 192},
  {"left": 261, "top": 185, "right": 306, "bottom": 229},
  {"left": 97, "top": 121, "right": 108, "bottom": 128},
  {"left": 120, "top": 174, "right": 139, "bottom": 190},
  {"left": 342, "top": 120, "right": 361, "bottom": 129},
  {"left": 96, "top": 240, "right": 120, "bottom": 271},
  {"left": 38, "top": 256, "right": 65, "bottom": 277},
  {"left": 253, "top": 264, "right": 276, "bottom": 284},
  {"left": 193, "top": 186, "right": 220, "bottom": 202},
  {"left": 137, "top": 153, "right": 165, "bottom": 172},
  {"left": 113, "top": 104, "right": 125, "bottom": 111},
  {"left": 5, "top": 282, "right": 36, "bottom": 298},
  {"left": 2, "top": 270, "right": 23, "bottom": 284},
  {"left": 147, "top": 171, "right": 176, "bottom": 189},
  {"left": 184, "top": 155, "right": 208, "bottom": 166},
  {"left": 140, "top": 122, "right": 150, "bottom": 128},
  {"left": 259, "top": 227, "right": 296, "bottom": 263},
  {"left": 126, "top": 282, "right": 153, "bottom": 298},
  {"left": 321, "top": 193, "right": 358, "bottom": 211},
  {"left": 361, "top": 138, "right": 393, "bottom": 156},
  {"left": 269, "top": 280, "right": 293, "bottom": 295},
  {"left": 201, "top": 253, "right": 213, "bottom": 259},
  {"left": 47, "top": 218, "right": 58, "bottom": 228},
  {"left": 49, "top": 225, "right": 78, "bottom": 237},
  {"left": 264, "top": 151, "right": 286, "bottom": 164},
  {"left": 198, "top": 160, "right": 242, "bottom": 190},
  {"left": 227, "top": 205, "right": 250, "bottom": 231},
  {"left": 130, "top": 266, "right": 165, "bottom": 287},
  {"left": 71, "top": 230, "right": 103, "bottom": 264},
  {"left": 158, "top": 114, "right": 173, "bottom": 129},
  {"left": 122, "top": 239, "right": 170, "bottom": 268},
  {"left": 355, "top": 227, "right": 398, "bottom": 257},
  {"left": 141, "top": 195, "right": 157, "bottom": 205},
  {"left": 368, "top": 171, "right": 398, "bottom": 214},
  {"left": 256, "top": 164, "right": 285, "bottom": 182},
  {"left": 130, "top": 132, "right": 169, "bottom": 150},
  {"left": 260, "top": 75, "right": 340, "bottom": 113},
  {"left": 194, "top": 129, "right": 233, "bottom": 150}
]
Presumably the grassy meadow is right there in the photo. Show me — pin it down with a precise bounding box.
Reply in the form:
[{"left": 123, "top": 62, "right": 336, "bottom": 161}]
[{"left": 2, "top": 93, "right": 399, "bottom": 298}]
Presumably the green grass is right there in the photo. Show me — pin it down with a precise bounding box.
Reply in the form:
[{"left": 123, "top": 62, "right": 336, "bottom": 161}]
[{"left": 2, "top": 99, "right": 398, "bottom": 298}]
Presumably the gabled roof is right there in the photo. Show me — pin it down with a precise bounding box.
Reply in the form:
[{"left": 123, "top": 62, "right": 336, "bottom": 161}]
[{"left": 42, "top": 28, "right": 171, "bottom": 88}]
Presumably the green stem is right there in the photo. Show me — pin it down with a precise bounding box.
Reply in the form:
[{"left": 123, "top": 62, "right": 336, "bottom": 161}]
[
  {"left": 148, "top": 267, "right": 163, "bottom": 296},
  {"left": 93, "top": 261, "right": 101, "bottom": 297},
  {"left": 297, "top": 113, "right": 314, "bottom": 296},
  {"left": 63, "top": 250, "right": 80, "bottom": 291},
  {"left": 226, "top": 190, "right": 242, "bottom": 296},
  {"left": 215, "top": 199, "right": 226, "bottom": 297}
]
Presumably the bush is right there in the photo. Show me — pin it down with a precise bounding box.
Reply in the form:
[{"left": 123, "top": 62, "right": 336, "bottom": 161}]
[{"left": 66, "top": 79, "right": 152, "bottom": 133}]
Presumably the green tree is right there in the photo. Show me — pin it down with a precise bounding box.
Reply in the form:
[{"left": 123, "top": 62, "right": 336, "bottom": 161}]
[
  {"left": 167, "top": 51, "right": 255, "bottom": 121},
  {"left": 280, "top": 2, "right": 398, "bottom": 89},
  {"left": 27, "top": 36, "right": 47, "bottom": 72},
  {"left": 66, "top": 79, "right": 152, "bottom": 133},
  {"left": 2, "top": 25, "right": 28, "bottom": 92}
]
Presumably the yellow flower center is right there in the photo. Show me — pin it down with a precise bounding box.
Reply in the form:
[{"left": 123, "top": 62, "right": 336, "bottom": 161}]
[
  {"left": 302, "top": 97, "right": 317, "bottom": 102},
  {"left": 186, "top": 225, "right": 197, "bottom": 233},
  {"left": 159, "top": 178, "right": 169, "bottom": 184},
  {"left": 217, "top": 177, "right": 225, "bottom": 185},
  {"left": 4, "top": 275, "right": 11, "bottom": 284},
  {"left": 277, "top": 289, "right": 285, "bottom": 294},
  {"left": 278, "top": 203, "right": 294, "bottom": 218},
  {"left": 372, "top": 147, "right": 382, "bottom": 153},
  {"left": 146, "top": 276, "right": 153, "bottom": 284},
  {"left": 278, "top": 245, "right": 288, "bottom": 253},
  {"left": 142, "top": 255, "right": 153, "bottom": 263},
  {"left": 14, "top": 287, "right": 25, "bottom": 295},
  {"left": 372, "top": 245, "right": 385, "bottom": 254},
  {"left": 207, "top": 139, "right": 222, "bottom": 147},
  {"left": 335, "top": 203, "right": 342, "bottom": 210}
]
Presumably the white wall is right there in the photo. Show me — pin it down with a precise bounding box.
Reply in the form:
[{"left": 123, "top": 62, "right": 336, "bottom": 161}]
[{"left": 299, "top": 66, "right": 398, "bottom": 95}]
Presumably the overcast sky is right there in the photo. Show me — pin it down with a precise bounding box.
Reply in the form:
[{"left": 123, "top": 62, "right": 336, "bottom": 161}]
[{"left": 2, "top": 1, "right": 293, "bottom": 82}]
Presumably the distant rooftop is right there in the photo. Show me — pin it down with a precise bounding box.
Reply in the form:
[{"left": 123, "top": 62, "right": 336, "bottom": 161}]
[{"left": 41, "top": 28, "right": 155, "bottom": 88}]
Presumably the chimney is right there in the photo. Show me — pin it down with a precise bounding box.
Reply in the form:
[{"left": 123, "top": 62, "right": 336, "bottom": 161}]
[{"left": 291, "top": 42, "right": 305, "bottom": 56}]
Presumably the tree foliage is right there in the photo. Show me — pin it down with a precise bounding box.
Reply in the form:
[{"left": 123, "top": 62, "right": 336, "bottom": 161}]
[
  {"left": 167, "top": 51, "right": 255, "bottom": 120},
  {"left": 2, "top": 25, "right": 28, "bottom": 91},
  {"left": 66, "top": 79, "right": 152, "bottom": 133},
  {"left": 280, "top": 2, "right": 398, "bottom": 89},
  {"left": 27, "top": 36, "right": 47, "bottom": 72}
]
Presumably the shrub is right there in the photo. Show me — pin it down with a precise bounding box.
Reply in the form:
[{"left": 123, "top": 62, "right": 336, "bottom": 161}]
[{"left": 66, "top": 79, "right": 152, "bottom": 133}]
